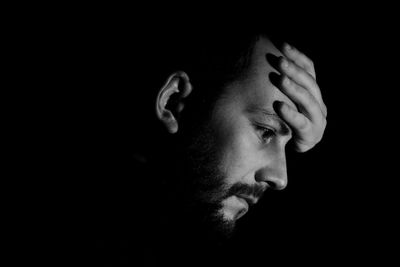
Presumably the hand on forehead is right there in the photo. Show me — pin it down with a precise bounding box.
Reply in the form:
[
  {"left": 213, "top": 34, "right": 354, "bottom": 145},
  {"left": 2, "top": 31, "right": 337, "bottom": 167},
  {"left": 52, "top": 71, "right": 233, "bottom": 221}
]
[
  {"left": 257, "top": 36, "right": 327, "bottom": 152},
  {"left": 246, "top": 36, "right": 298, "bottom": 112}
]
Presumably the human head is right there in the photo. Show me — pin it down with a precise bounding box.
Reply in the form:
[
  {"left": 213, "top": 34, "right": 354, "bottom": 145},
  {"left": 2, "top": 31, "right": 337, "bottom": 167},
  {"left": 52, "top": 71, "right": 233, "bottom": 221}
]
[{"left": 155, "top": 32, "right": 297, "bottom": 237}]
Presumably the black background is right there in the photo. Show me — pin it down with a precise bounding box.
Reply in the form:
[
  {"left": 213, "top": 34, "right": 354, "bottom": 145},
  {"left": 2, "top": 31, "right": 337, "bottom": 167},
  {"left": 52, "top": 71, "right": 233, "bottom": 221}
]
[{"left": 15, "top": 5, "right": 398, "bottom": 265}]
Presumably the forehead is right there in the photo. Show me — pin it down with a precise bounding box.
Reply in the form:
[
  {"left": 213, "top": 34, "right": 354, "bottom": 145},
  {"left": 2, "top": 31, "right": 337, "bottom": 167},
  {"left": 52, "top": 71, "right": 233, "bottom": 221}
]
[{"left": 228, "top": 36, "right": 296, "bottom": 111}]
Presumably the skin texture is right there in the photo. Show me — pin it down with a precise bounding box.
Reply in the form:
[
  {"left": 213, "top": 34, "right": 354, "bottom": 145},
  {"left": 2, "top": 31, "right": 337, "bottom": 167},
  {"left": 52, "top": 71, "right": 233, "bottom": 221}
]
[
  {"left": 202, "top": 37, "right": 295, "bottom": 226},
  {"left": 156, "top": 36, "right": 327, "bottom": 236}
]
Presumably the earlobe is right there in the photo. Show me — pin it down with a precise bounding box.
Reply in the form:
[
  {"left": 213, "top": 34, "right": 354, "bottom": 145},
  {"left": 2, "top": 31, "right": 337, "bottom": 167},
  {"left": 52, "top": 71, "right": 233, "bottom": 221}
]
[{"left": 155, "top": 71, "right": 192, "bottom": 134}]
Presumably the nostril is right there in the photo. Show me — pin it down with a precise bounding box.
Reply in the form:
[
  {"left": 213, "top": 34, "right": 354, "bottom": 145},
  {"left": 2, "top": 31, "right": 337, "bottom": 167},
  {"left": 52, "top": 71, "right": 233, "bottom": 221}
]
[
  {"left": 267, "top": 179, "right": 287, "bottom": 191},
  {"left": 255, "top": 167, "right": 288, "bottom": 190}
]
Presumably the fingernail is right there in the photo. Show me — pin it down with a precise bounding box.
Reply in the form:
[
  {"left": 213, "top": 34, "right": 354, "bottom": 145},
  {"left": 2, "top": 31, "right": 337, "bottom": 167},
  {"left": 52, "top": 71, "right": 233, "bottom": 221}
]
[
  {"left": 285, "top": 43, "right": 292, "bottom": 51},
  {"left": 284, "top": 77, "right": 290, "bottom": 85},
  {"left": 281, "top": 59, "right": 289, "bottom": 68}
]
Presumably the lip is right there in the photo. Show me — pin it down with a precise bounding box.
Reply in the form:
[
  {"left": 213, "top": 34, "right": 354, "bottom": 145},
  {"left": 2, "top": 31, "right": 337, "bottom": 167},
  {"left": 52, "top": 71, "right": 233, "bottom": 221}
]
[
  {"left": 237, "top": 195, "right": 257, "bottom": 206},
  {"left": 236, "top": 196, "right": 249, "bottom": 209},
  {"left": 235, "top": 197, "right": 249, "bottom": 220}
]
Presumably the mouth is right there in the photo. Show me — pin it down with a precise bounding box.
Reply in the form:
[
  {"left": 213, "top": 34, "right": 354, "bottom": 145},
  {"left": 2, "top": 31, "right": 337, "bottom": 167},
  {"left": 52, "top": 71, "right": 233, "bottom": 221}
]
[
  {"left": 235, "top": 197, "right": 248, "bottom": 220},
  {"left": 234, "top": 195, "right": 259, "bottom": 220},
  {"left": 237, "top": 195, "right": 258, "bottom": 206}
]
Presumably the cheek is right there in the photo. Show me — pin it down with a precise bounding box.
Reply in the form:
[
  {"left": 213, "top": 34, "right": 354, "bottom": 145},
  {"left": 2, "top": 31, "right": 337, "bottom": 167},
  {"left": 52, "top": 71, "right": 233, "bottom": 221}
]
[{"left": 215, "top": 118, "right": 259, "bottom": 184}]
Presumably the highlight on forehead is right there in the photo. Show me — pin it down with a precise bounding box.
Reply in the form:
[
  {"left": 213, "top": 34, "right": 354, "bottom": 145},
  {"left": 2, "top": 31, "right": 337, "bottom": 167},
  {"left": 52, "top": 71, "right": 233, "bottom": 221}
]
[{"left": 237, "top": 35, "right": 284, "bottom": 86}]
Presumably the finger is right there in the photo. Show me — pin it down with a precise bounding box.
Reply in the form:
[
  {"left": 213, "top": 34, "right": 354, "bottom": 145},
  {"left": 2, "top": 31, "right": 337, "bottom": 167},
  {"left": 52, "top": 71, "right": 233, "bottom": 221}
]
[
  {"left": 280, "top": 76, "right": 324, "bottom": 122},
  {"left": 275, "top": 101, "right": 325, "bottom": 153},
  {"left": 282, "top": 43, "right": 316, "bottom": 79},
  {"left": 280, "top": 58, "right": 326, "bottom": 114},
  {"left": 274, "top": 100, "right": 310, "bottom": 133}
]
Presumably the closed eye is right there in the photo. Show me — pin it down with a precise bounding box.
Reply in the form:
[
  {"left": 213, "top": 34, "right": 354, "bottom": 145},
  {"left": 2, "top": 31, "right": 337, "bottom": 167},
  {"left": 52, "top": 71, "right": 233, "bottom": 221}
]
[{"left": 254, "top": 124, "right": 276, "bottom": 144}]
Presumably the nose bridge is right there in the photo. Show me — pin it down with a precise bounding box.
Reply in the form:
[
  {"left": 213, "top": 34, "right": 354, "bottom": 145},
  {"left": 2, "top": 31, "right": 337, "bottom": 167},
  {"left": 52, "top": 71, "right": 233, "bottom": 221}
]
[{"left": 255, "top": 145, "right": 288, "bottom": 190}]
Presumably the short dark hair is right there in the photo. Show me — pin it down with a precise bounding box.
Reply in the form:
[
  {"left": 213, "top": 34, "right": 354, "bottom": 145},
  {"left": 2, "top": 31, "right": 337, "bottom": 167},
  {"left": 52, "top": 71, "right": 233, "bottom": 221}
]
[
  {"left": 120, "top": 28, "right": 286, "bottom": 156},
  {"left": 156, "top": 30, "right": 265, "bottom": 104}
]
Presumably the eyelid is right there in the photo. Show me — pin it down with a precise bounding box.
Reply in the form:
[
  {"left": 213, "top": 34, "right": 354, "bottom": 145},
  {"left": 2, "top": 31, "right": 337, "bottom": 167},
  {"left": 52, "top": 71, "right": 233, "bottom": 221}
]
[
  {"left": 248, "top": 110, "right": 290, "bottom": 136},
  {"left": 253, "top": 122, "right": 277, "bottom": 134}
]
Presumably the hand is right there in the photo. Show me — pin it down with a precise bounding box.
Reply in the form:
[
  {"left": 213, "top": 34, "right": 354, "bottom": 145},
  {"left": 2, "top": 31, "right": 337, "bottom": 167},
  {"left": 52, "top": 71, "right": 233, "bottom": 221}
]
[{"left": 274, "top": 43, "right": 327, "bottom": 152}]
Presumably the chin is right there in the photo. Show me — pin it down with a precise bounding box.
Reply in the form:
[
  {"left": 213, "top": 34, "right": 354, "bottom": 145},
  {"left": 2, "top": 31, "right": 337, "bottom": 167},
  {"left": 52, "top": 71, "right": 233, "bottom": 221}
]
[{"left": 210, "top": 208, "right": 237, "bottom": 239}]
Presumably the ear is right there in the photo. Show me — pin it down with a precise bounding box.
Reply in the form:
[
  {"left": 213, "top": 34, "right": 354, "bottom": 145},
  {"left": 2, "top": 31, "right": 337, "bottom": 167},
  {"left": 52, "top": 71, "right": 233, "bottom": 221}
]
[{"left": 155, "top": 71, "right": 193, "bottom": 134}]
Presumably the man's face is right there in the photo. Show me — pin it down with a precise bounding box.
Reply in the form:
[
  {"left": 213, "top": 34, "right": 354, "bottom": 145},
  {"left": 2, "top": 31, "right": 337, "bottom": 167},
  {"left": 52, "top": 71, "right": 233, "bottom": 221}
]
[{"left": 184, "top": 37, "right": 297, "bottom": 236}]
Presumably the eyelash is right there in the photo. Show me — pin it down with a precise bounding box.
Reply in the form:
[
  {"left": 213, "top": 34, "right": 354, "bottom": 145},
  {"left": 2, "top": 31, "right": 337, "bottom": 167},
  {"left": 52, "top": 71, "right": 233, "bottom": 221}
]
[{"left": 255, "top": 124, "right": 276, "bottom": 144}]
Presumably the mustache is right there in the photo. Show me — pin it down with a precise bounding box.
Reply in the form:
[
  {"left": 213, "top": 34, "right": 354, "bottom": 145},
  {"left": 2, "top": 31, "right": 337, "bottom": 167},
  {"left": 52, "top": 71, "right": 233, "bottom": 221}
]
[{"left": 227, "top": 183, "right": 266, "bottom": 200}]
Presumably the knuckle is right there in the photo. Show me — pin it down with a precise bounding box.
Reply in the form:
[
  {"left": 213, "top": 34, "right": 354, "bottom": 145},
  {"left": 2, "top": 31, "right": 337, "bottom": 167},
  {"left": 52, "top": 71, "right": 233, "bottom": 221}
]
[
  {"left": 322, "top": 103, "right": 328, "bottom": 117},
  {"left": 296, "top": 145, "right": 309, "bottom": 153},
  {"left": 315, "top": 132, "right": 323, "bottom": 144},
  {"left": 295, "top": 66, "right": 315, "bottom": 87},
  {"left": 286, "top": 60, "right": 299, "bottom": 75},
  {"left": 295, "top": 141, "right": 313, "bottom": 153},
  {"left": 310, "top": 75, "right": 318, "bottom": 86},
  {"left": 284, "top": 78, "right": 299, "bottom": 95},
  {"left": 295, "top": 85, "right": 313, "bottom": 103},
  {"left": 294, "top": 84, "right": 306, "bottom": 95},
  {"left": 282, "top": 77, "right": 291, "bottom": 89},
  {"left": 309, "top": 59, "right": 314, "bottom": 69},
  {"left": 306, "top": 74, "right": 318, "bottom": 89},
  {"left": 303, "top": 53, "right": 314, "bottom": 67},
  {"left": 294, "top": 118, "right": 326, "bottom": 152},
  {"left": 322, "top": 118, "right": 327, "bottom": 129},
  {"left": 297, "top": 50, "right": 313, "bottom": 65},
  {"left": 297, "top": 117, "right": 309, "bottom": 131},
  {"left": 310, "top": 101, "right": 321, "bottom": 116},
  {"left": 304, "top": 60, "right": 316, "bottom": 79},
  {"left": 286, "top": 80, "right": 298, "bottom": 95}
]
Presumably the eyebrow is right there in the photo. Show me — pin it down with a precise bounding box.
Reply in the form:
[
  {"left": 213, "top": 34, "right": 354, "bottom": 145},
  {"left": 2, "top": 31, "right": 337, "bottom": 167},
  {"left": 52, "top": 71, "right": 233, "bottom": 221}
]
[{"left": 247, "top": 107, "right": 292, "bottom": 136}]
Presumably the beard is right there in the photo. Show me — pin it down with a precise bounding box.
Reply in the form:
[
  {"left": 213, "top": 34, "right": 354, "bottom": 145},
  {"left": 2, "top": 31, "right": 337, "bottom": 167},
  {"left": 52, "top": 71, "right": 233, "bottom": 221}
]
[
  {"left": 176, "top": 119, "right": 238, "bottom": 240},
  {"left": 165, "top": 104, "right": 266, "bottom": 242}
]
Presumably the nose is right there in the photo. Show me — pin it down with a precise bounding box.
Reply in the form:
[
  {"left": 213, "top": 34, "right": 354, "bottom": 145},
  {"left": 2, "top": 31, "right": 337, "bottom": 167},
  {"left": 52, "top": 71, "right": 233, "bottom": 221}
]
[{"left": 255, "top": 149, "right": 288, "bottom": 190}]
